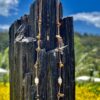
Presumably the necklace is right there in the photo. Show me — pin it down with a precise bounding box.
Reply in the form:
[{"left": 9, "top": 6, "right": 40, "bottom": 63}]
[
  {"left": 56, "top": 0, "right": 64, "bottom": 99},
  {"left": 34, "top": 0, "right": 42, "bottom": 100}
]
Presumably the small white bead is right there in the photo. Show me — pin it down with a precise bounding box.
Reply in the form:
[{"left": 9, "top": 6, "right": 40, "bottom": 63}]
[
  {"left": 35, "top": 77, "right": 39, "bottom": 85},
  {"left": 58, "top": 77, "right": 62, "bottom": 86}
]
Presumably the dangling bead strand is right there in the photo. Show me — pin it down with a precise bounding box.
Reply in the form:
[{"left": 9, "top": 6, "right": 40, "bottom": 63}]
[
  {"left": 34, "top": 0, "right": 42, "bottom": 100},
  {"left": 56, "top": 0, "right": 64, "bottom": 99},
  {"left": 47, "top": 13, "right": 50, "bottom": 41}
]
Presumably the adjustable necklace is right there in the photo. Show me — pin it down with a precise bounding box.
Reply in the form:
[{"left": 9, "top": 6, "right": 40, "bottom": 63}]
[
  {"left": 56, "top": 0, "right": 64, "bottom": 99},
  {"left": 34, "top": 0, "right": 42, "bottom": 100}
]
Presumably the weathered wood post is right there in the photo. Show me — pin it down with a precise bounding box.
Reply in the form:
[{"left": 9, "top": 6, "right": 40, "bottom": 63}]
[{"left": 9, "top": 0, "right": 75, "bottom": 100}]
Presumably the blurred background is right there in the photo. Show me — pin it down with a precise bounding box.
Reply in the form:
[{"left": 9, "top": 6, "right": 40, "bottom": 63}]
[{"left": 0, "top": 0, "right": 100, "bottom": 100}]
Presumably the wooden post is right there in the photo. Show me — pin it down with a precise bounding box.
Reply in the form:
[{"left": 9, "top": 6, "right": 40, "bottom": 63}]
[
  {"left": 9, "top": 0, "right": 75, "bottom": 100},
  {"left": 61, "top": 17, "right": 75, "bottom": 100},
  {"left": 9, "top": 20, "right": 22, "bottom": 100}
]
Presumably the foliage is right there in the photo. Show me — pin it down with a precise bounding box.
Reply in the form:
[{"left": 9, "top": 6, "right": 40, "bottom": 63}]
[
  {"left": 0, "top": 32, "right": 9, "bottom": 52},
  {"left": 75, "top": 33, "right": 100, "bottom": 77},
  {"left": 0, "top": 83, "right": 10, "bottom": 100},
  {"left": 76, "top": 83, "right": 100, "bottom": 100},
  {"left": 0, "top": 48, "right": 9, "bottom": 69},
  {"left": 0, "top": 82, "right": 100, "bottom": 100},
  {"left": 0, "top": 32, "right": 9, "bottom": 70}
]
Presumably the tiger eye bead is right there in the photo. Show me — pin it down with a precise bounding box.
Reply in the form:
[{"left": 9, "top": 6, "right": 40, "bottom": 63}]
[
  {"left": 57, "top": 92, "right": 64, "bottom": 98},
  {"left": 59, "top": 61, "right": 64, "bottom": 68}
]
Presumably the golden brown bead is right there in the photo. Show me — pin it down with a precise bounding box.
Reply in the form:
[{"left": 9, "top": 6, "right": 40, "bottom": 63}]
[
  {"left": 56, "top": 35, "right": 61, "bottom": 39},
  {"left": 57, "top": 92, "right": 64, "bottom": 98},
  {"left": 59, "top": 61, "right": 64, "bottom": 68},
  {"left": 36, "top": 47, "right": 41, "bottom": 52},
  {"left": 36, "top": 34, "right": 41, "bottom": 40}
]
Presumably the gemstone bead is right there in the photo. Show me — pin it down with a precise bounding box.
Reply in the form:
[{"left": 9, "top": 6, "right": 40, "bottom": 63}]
[
  {"left": 35, "top": 77, "right": 39, "bottom": 85},
  {"left": 58, "top": 77, "right": 62, "bottom": 86}
]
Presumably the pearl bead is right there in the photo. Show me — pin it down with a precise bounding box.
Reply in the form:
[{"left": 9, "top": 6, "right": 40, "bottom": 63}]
[
  {"left": 58, "top": 77, "right": 62, "bottom": 86},
  {"left": 35, "top": 77, "right": 39, "bottom": 85}
]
